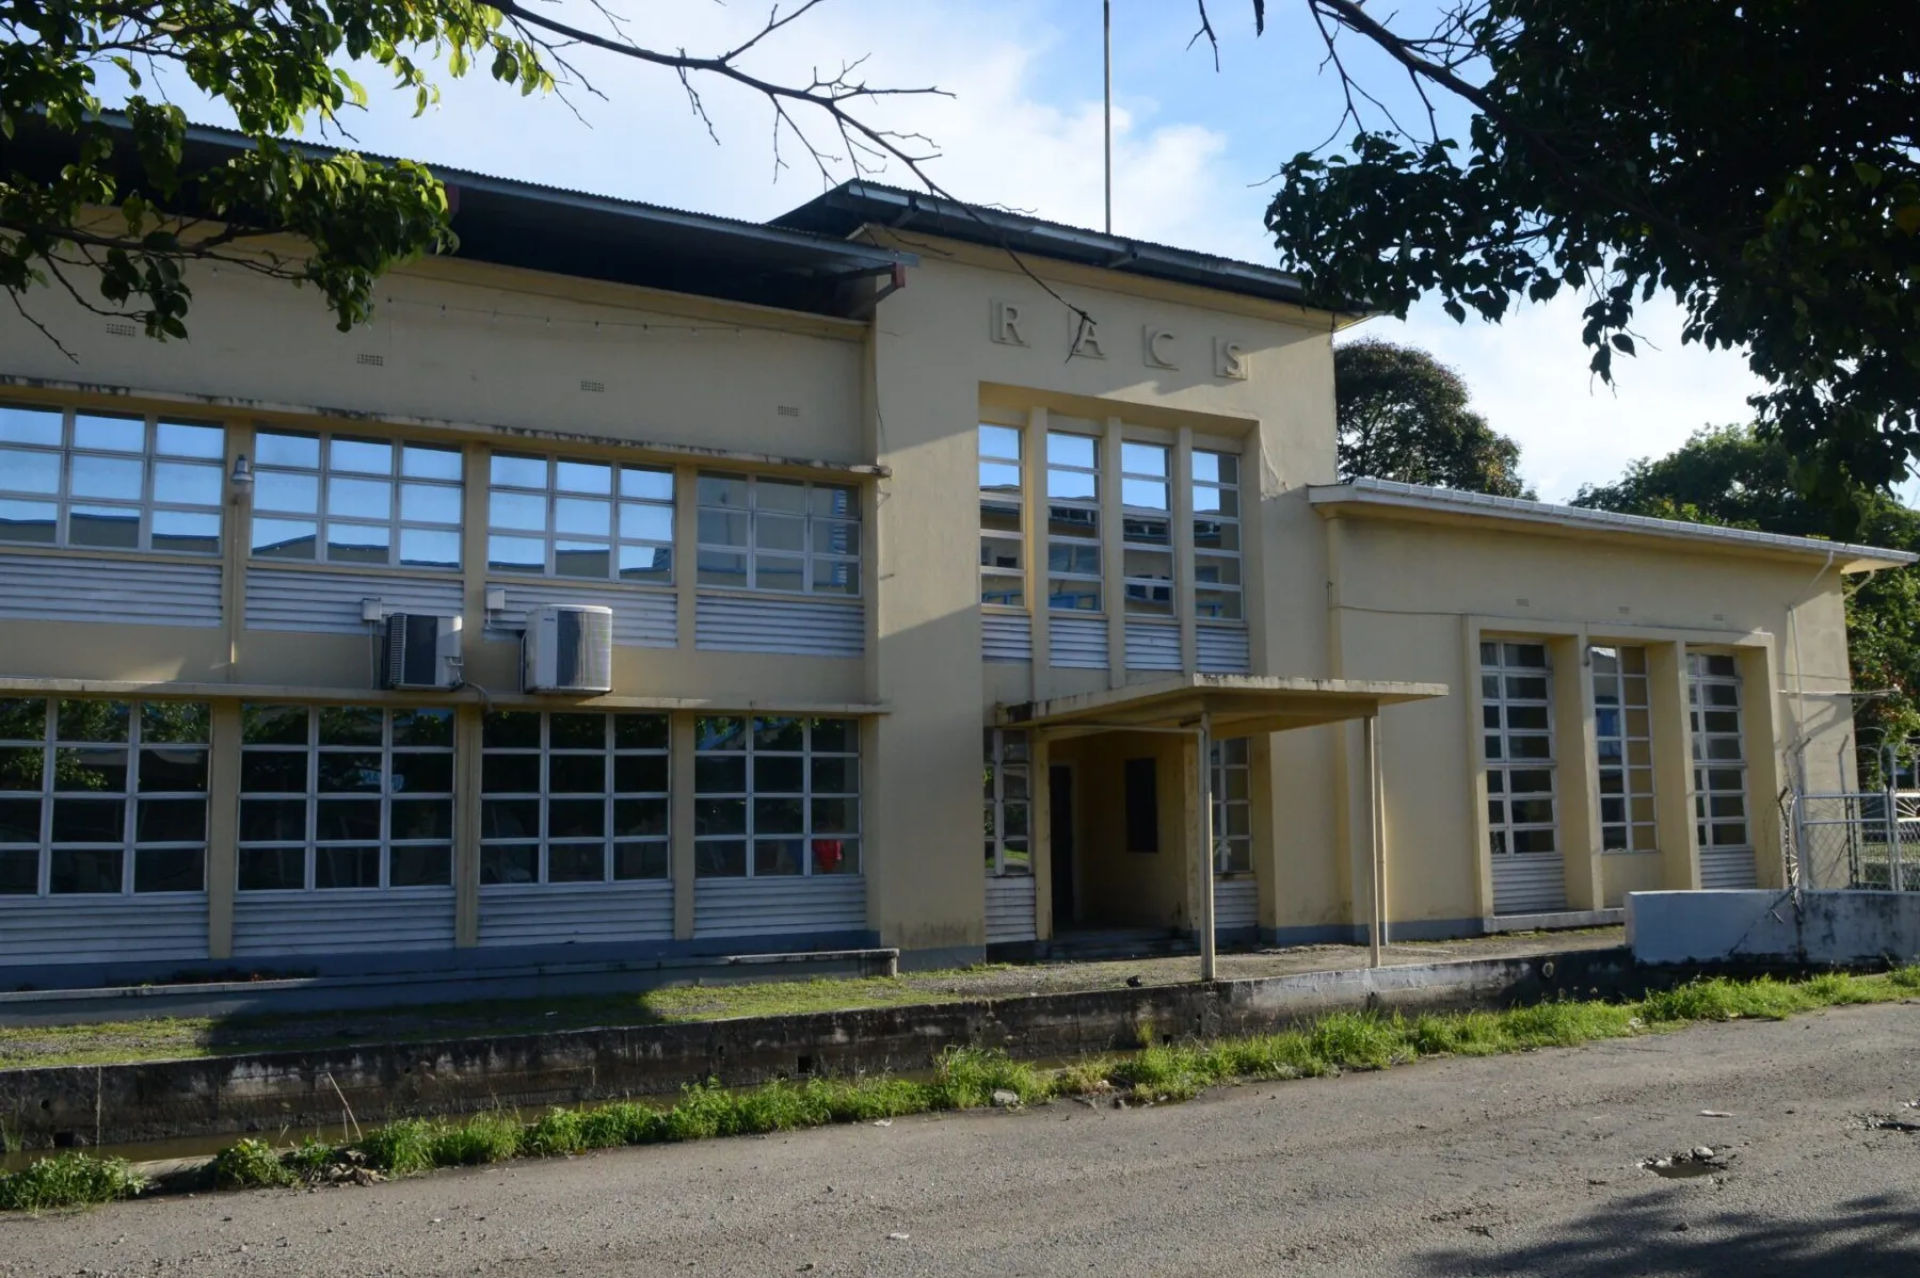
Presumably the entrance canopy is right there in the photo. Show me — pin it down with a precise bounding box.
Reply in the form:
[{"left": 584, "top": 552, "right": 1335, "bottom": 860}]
[{"left": 996, "top": 673, "right": 1448, "bottom": 739}]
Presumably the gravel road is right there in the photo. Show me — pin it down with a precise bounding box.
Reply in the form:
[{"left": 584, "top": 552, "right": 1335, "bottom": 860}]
[{"left": 4, "top": 1001, "right": 1917, "bottom": 1277}]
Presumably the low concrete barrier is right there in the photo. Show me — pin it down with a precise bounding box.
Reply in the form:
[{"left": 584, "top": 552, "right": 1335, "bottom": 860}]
[
  {"left": 1627, "top": 889, "right": 1920, "bottom": 966},
  {"left": 0, "top": 947, "right": 1638, "bottom": 1149}
]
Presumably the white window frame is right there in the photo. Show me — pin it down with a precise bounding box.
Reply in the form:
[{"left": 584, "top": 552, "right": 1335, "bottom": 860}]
[
  {"left": 695, "top": 473, "right": 861, "bottom": 597},
  {"left": 978, "top": 424, "right": 1026, "bottom": 608},
  {"left": 478, "top": 711, "right": 671, "bottom": 887},
  {"left": 0, "top": 698, "right": 210, "bottom": 897},
  {"left": 236, "top": 705, "right": 456, "bottom": 893},
  {"left": 0, "top": 403, "right": 225, "bottom": 556},
  {"left": 1210, "top": 737, "right": 1253, "bottom": 875},
  {"left": 252, "top": 430, "right": 464, "bottom": 570},
  {"left": 1120, "top": 441, "right": 1175, "bottom": 619},
  {"left": 1482, "top": 641, "right": 1559, "bottom": 857},
  {"left": 1192, "top": 447, "right": 1243, "bottom": 622},
  {"left": 1045, "top": 430, "right": 1102, "bottom": 613},
  {"left": 486, "top": 451, "right": 676, "bottom": 584},
  {"left": 693, "top": 715, "right": 861, "bottom": 878},
  {"left": 1687, "top": 651, "right": 1751, "bottom": 852},
  {"left": 1592, "top": 645, "right": 1657, "bottom": 853},
  {"left": 983, "top": 728, "right": 1032, "bottom": 876}
]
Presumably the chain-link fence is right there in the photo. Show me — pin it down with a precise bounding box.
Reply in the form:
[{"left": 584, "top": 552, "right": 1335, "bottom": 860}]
[{"left": 1792, "top": 791, "right": 1920, "bottom": 890}]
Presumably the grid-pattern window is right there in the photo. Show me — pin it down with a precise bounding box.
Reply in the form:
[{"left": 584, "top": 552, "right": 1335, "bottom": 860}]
[
  {"left": 1120, "top": 441, "right": 1174, "bottom": 617},
  {"left": 1593, "top": 645, "right": 1657, "bottom": 853},
  {"left": 1046, "top": 432, "right": 1101, "bottom": 612},
  {"left": 478, "top": 712, "right": 669, "bottom": 885},
  {"left": 0, "top": 699, "right": 210, "bottom": 896},
  {"left": 978, "top": 425, "right": 1025, "bottom": 607},
  {"left": 694, "top": 717, "right": 860, "bottom": 877},
  {"left": 0, "top": 404, "right": 225, "bottom": 554},
  {"left": 983, "top": 729, "right": 1031, "bottom": 876},
  {"left": 696, "top": 475, "right": 859, "bottom": 595},
  {"left": 1210, "top": 737, "right": 1253, "bottom": 874},
  {"left": 1688, "top": 652, "right": 1750, "bottom": 851},
  {"left": 252, "top": 432, "right": 463, "bottom": 569},
  {"left": 237, "top": 706, "right": 454, "bottom": 891},
  {"left": 1192, "top": 449, "right": 1242, "bottom": 621},
  {"left": 1483, "top": 641, "right": 1557, "bottom": 856},
  {"left": 487, "top": 453, "right": 674, "bottom": 583}
]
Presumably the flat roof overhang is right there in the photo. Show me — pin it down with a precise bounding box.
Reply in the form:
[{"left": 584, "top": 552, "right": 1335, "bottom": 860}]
[{"left": 995, "top": 673, "right": 1448, "bottom": 739}]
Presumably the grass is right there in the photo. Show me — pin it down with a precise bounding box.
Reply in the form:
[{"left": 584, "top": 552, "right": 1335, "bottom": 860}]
[{"left": 5, "top": 966, "right": 1910, "bottom": 1212}]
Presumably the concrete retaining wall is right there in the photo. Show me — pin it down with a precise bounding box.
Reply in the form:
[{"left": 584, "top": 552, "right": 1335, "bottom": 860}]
[
  {"left": 1627, "top": 889, "right": 1920, "bottom": 966},
  {"left": 0, "top": 948, "right": 1637, "bottom": 1149}
]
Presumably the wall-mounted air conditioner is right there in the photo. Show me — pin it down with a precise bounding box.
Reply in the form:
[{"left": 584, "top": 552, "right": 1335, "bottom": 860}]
[
  {"left": 523, "top": 604, "right": 614, "bottom": 694},
  {"left": 382, "top": 613, "right": 463, "bottom": 690}
]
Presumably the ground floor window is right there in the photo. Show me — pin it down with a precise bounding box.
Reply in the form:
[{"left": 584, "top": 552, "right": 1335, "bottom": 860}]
[
  {"left": 238, "top": 705, "right": 453, "bottom": 891},
  {"left": 479, "top": 711, "right": 669, "bottom": 884},
  {"left": 1592, "top": 645, "right": 1657, "bottom": 852},
  {"left": 1482, "top": 641, "right": 1557, "bottom": 855},
  {"left": 1688, "top": 652, "right": 1750, "bottom": 850},
  {"left": 0, "top": 698, "right": 209, "bottom": 895},
  {"left": 1210, "top": 737, "right": 1252, "bottom": 874},
  {"left": 983, "top": 729, "right": 1031, "bottom": 875},
  {"left": 694, "top": 716, "right": 860, "bottom": 877}
]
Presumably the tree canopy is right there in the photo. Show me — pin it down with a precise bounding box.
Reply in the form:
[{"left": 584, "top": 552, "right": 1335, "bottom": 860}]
[
  {"left": 0, "top": 0, "right": 937, "bottom": 349},
  {"left": 1333, "top": 337, "right": 1529, "bottom": 497},
  {"left": 1575, "top": 425, "right": 1920, "bottom": 774},
  {"left": 1245, "top": 1, "right": 1920, "bottom": 522}
]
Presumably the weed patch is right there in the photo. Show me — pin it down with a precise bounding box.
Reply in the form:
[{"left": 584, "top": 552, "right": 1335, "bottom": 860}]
[{"left": 0, "top": 1153, "right": 146, "bottom": 1211}]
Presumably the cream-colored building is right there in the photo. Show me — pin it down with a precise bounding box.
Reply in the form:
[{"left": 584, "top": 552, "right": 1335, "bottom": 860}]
[{"left": 0, "top": 142, "right": 1909, "bottom": 983}]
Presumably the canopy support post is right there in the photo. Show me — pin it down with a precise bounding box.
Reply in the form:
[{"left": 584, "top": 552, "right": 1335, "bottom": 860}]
[
  {"left": 1199, "top": 710, "right": 1218, "bottom": 982},
  {"left": 1364, "top": 711, "right": 1387, "bottom": 968}
]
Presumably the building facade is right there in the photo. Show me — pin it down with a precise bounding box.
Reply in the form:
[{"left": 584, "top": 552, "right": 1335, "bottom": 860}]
[{"left": 0, "top": 150, "right": 1907, "bottom": 984}]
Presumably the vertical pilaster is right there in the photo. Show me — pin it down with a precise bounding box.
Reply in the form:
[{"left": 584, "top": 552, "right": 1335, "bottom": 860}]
[
  {"left": 205, "top": 700, "right": 241, "bottom": 960},
  {"left": 453, "top": 704, "right": 482, "bottom": 947},
  {"left": 674, "top": 464, "right": 699, "bottom": 653},
  {"left": 1031, "top": 732, "right": 1053, "bottom": 941},
  {"left": 1647, "top": 640, "right": 1700, "bottom": 889},
  {"left": 1025, "top": 407, "right": 1051, "bottom": 701},
  {"left": 221, "top": 421, "right": 254, "bottom": 680},
  {"left": 1739, "top": 643, "right": 1786, "bottom": 889},
  {"left": 671, "top": 710, "right": 697, "bottom": 939},
  {"left": 461, "top": 443, "right": 490, "bottom": 640},
  {"left": 1174, "top": 426, "right": 1197, "bottom": 674},
  {"left": 1551, "top": 632, "right": 1603, "bottom": 911},
  {"left": 1101, "top": 418, "right": 1126, "bottom": 685}
]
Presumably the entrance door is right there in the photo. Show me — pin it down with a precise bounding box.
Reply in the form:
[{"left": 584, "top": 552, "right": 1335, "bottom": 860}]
[{"left": 1050, "top": 764, "right": 1076, "bottom": 928}]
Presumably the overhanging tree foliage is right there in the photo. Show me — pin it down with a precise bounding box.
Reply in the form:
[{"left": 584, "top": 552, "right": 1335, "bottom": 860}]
[
  {"left": 0, "top": 0, "right": 939, "bottom": 348},
  {"left": 1574, "top": 425, "right": 1920, "bottom": 776},
  {"left": 1333, "top": 337, "right": 1529, "bottom": 497},
  {"left": 1220, "top": 1, "right": 1920, "bottom": 524}
]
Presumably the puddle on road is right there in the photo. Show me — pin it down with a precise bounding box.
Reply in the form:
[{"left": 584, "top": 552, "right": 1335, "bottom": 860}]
[{"left": 1640, "top": 1148, "right": 1729, "bottom": 1179}]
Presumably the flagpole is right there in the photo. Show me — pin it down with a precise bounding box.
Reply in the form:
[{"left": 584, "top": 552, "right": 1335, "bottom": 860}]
[{"left": 1103, "top": 0, "right": 1113, "bottom": 234}]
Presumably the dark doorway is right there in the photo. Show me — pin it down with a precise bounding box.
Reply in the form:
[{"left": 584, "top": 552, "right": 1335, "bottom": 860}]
[{"left": 1050, "top": 764, "right": 1075, "bottom": 928}]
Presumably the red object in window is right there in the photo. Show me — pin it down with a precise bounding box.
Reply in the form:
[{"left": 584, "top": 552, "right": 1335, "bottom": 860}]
[{"left": 812, "top": 839, "right": 843, "bottom": 873}]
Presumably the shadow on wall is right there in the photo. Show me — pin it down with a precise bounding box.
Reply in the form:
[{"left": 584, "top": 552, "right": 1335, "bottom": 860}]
[{"left": 1415, "top": 1189, "right": 1920, "bottom": 1277}]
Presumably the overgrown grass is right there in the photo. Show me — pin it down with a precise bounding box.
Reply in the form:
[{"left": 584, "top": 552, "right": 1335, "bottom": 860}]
[{"left": 6, "top": 968, "right": 1916, "bottom": 1209}]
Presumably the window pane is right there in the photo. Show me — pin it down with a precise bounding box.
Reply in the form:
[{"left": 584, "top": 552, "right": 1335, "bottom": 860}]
[
  {"left": 136, "top": 797, "right": 205, "bottom": 843},
  {"left": 48, "top": 848, "right": 121, "bottom": 893},
  {"left": 480, "top": 844, "right": 539, "bottom": 885},
  {"left": 0, "top": 449, "right": 61, "bottom": 494},
  {"left": 613, "top": 798, "right": 668, "bottom": 837},
  {"left": 399, "top": 528, "right": 461, "bottom": 569},
  {"left": 400, "top": 483, "right": 462, "bottom": 525},
  {"left": 1121, "top": 478, "right": 1168, "bottom": 510},
  {"left": 0, "top": 797, "right": 42, "bottom": 842},
  {"left": 555, "top": 497, "right": 611, "bottom": 536},
  {"left": 695, "top": 756, "right": 746, "bottom": 793},
  {"left": 159, "top": 425, "right": 225, "bottom": 466},
  {"left": 620, "top": 467, "right": 673, "bottom": 501},
  {"left": 315, "top": 845, "right": 381, "bottom": 889},
  {"left": 51, "top": 797, "right": 125, "bottom": 842},
  {"left": 482, "top": 711, "right": 542, "bottom": 750},
  {"left": 755, "top": 797, "right": 804, "bottom": 834},
  {"left": 697, "top": 474, "right": 748, "bottom": 508},
  {"left": 979, "top": 424, "right": 1022, "bottom": 459},
  {"left": 695, "top": 798, "right": 747, "bottom": 837},
  {"left": 315, "top": 799, "right": 380, "bottom": 841},
  {"left": 548, "top": 843, "right": 605, "bottom": 883},
  {"left": 0, "top": 405, "right": 62, "bottom": 447},
  {"left": 548, "top": 752, "right": 606, "bottom": 794},
  {"left": 326, "top": 522, "right": 390, "bottom": 564},
  {"left": 554, "top": 542, "right": 611, "bottom": 578},
  {"left": 317, "top": 705, "right": 382, "bottom": 746},
  {"left": 328, "top": 476, "right": 392, "bottom": 520},
  {"left": 979, "top": 461, "right": 1022, "bottom": 492},
  {"left": 753, "top": 840, "right": 804, "bottom": 875},
  {"left": 811, "top": 486, "right": 857, "bottom": 519},
  {"left": 242, "top": 704, "right": 308, "bottom": 746},
  {"left": 71, "top": 454, "right": 143, "bottom": 501},
  {"left": 754, "top": 555, "right": 803, "bottom": 592},
  {"left": 57, "top": 700, "right": 129, "bottom": 744},
  {"left": 315, "top": 748, "right": 384, "bottom": 791},
  {"left": 490, "top": 453, "right": 547, "bottom": 489},
  {"left": 151, "top": 510, "right": 220, "bottom": 555},
  {"left": 488, "top": 535, "right": 545, "bottom": 573},
  {"left": 1047, "top": 434, "right": 1096, "bottom": 468},
  {"left": 697, "top": 717, "right": 746, "bottom": 752},
  {"left": 0, "top": 848, "right": 36, "bottom": 893},
  {"left": 613, "top": 753, "right": 668, "bottom": 794},
  {"left": 548, "top": 798, "right": 605, "bottom": 839},
  {"left": 812, "top": 559, "right": 859, "bottom": 595},
  {"left": 620, "top": 504, "right": 673, "bottom": 542},
  {"left": 69, "top": 505, "right": 141, "bottom": 549},
  {"left": 613, "top": 842, "right": 668, "bottom": 880},
  {"left": 0, "top": 499, "right": 58, "bottom": 543},
  {"left": 390, "top": 845, "right": 452, "bottom": 887},
  {"left": 696, "top": 840, "right": 747, "bottom": 877},
  {"left": 555, "top": 460, "right": 613, "bottom": 495},
  {"left": 240, "top": 798, "right": 306, "bottom": 842},
  {"left": 618, "top": 544, "right": 673, "bottom": 583},
  {"left": 1048, "top": 470, "right": 1097, "bottom": 500},
  {"left": 134, "top": 847, "right": 204, "bottom": 893},
  {"left": 815, "top": 837, "right": 858, "bottom": 875},
  {"left": 390, "top": 798, "right": 452, "bottom": 840},
  {"left": 154, "top": 461, "right": 223, "bottom": 507},
  {"left": 252, "top": 518, "right": 318, "bottom": 559},
  {"left": 330, "top": 439, "right": 392, "bottom": 475},
  {"left": 255, "top": 432, "right": 321, "bottom": 468},
  {"left": 481, "top": 799, "right": 540, "bottom": 840},
  {"left": 239, "top": 847, "right": 305, "bottom": 891},
  {"left": 401, "top": 445, "right": 463, "bottom": 481},
  {"left": 138, "top": 748, "right": 208, "bottom": 792},
  {"left": 73, "top": 414, "right": 145, "bottom": 452}
]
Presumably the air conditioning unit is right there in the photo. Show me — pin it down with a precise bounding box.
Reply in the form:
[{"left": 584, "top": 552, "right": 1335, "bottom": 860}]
[
  {"left": 523, "top": 604, "right": 614, "bottom": 694},
  {"left": 381, "top": 613, "right": 463, "bottom": 690}
]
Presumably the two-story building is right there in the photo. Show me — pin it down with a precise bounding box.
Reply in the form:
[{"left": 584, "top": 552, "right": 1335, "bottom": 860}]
[{"left": 0, "top": 125, "right": 1908, "bottom": 986}]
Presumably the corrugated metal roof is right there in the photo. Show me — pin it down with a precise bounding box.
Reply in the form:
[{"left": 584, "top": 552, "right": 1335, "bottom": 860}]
[{"left": 1309, "top": 477, "right": 1918, "bottom": 571}]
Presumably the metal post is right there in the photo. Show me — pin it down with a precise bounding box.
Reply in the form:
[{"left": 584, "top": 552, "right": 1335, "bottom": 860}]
[
  {"left": 1199, "top": 712, "right": 1217, "bottom": 982},
  {"left": 1102, "top": 0, "right": 1113, "bottom": 234},
  {"left": 1364, "top": 713, "right": 1385, "bottom": 968},
  {"left": 1886, "top": 753, "right": 1901, "bottom": 892}
]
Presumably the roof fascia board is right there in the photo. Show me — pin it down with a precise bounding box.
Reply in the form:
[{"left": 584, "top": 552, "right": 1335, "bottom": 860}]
[{"left": 1309, "top": 481, "right": 1917, "bottom": 572}]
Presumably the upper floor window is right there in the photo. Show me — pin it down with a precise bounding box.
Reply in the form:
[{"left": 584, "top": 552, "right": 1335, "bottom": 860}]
[
  {"left": 983, "top": 729, "right": 1031, "bottom": 876},
  {"left": 693, "top": 715, "right": 860, "bottom": 877},
  {"left": 237, "top": 705, "right": 454, "bottom": 892},
  {"left": 253, "top": 431, "right": 463, "bottom": 569},
  {"left": 1687, "top": 652, "right": 1750, "bottom": 851},
  {"left": 696, "top": 474, "right": 859, "bottom": 596},
  {"left": 1193, "top": 449, "right": 1242, "bottom": 621},
  {"left": 488, "top": 453, "right": 674, "bottom": 583},
  {"left": 1592, "top": 646, "right": 1656, "bottom": 853},
  {"left": 1046, "top": 431, "right": 1101, "bottom": 612},
  {"left": 479, "top": 711, "right": 670, "bottom": 885},
  {"left": 1210, "top": 737, "right": 1253, "bottom": 874},
  {"left": 0, "top": 697, "right": 211, "bottom": 896},
  {"left": 978, "top": 425, "right": 1025, "bottom": 608},
  {"left": 1121, "top": 441, "right": 1173, "bottom": 618},
  {"left": 0, "top": 404, "right": 224, "bottom": 555}
]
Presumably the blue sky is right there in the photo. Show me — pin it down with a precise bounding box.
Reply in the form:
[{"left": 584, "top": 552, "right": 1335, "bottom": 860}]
[{"left": 146, "top": 0, "right": 1773, "bottom": 501}]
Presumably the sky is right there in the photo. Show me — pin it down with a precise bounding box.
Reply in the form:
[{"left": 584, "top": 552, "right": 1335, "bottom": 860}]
[{"left": 138, "top": 0, "right": 1774, "bottom": 501}]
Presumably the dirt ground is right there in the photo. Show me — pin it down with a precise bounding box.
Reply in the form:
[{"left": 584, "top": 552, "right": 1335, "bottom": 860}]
[
  {"left": 0, "top": 927, "right": 1624, "bottom": 1070},
  {"left": 5, "top": 991, "right": 1916, "bottom": 1277}
]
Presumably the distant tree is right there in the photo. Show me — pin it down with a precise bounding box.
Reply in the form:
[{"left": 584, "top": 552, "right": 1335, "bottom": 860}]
[
  {"left": 1333, "top": 338, "right": 1531, "bottom": 498},
  {"left": 1575, "top": 425, "right": 1920, "bottom": 779}
]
